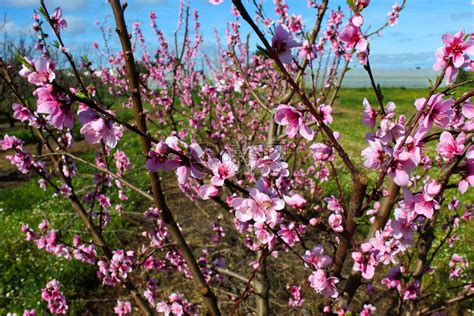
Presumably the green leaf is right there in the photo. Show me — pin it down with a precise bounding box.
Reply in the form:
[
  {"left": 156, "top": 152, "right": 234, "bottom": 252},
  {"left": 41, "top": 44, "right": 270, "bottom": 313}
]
[
  {"left": 75, "top": 91, "right": 88, "bottom": 99},
  {"left": 38, "top": 6, "right": 48, "bottom": 20},
  {"left": 346, "top": 0, "right": 356, "bottom": 11},
  {"left": 14, "top": 53, "right": 33, "bottom": 71},
  {"left": 255, "top": 44, "right": 270, "bottom": 58}
]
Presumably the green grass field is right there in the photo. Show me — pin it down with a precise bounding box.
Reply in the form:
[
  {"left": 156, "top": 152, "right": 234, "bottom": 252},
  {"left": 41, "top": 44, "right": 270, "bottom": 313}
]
[{"left": 0, "top": 87, "right": 472, "bottom": 314}]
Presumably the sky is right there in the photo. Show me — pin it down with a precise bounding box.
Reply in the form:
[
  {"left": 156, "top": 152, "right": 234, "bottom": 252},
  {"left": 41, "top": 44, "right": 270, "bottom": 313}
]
[{"left": 0, "top": 0, "right": 472, "bottom": 69}]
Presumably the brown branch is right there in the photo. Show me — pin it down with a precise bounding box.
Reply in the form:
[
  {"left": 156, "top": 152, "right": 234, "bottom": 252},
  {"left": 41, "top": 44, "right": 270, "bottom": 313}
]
[
  {"left": 108, "top": 1, "right": 220, "bottom": 314},
  {"left": 417, "top": 291, "right": 474, "bottom": 315}
]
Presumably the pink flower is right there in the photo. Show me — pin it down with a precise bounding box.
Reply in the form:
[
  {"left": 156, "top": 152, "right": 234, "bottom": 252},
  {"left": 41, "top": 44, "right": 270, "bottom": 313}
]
[
  {"left": 19, "top": 56, "right": 56, "bottom": 86},
  {"left": 308, "top": 269, "right": 339, "bottom": 298},
  {"left": 319, "top": 104, "right": 333, "bottom": 124},
  {"left": 303, "top": 245, "right": 332, "bottom": 269},
  {"left": 328, "top": 214, "right": 344, "bottom": 232},
  {"left": 22, "top": 310, "right": 36, "bottom": 316},
  {"left": 278, "top": 223, "right": 300, "bottom": 246},
  {"left": 12, "top": 103, "right": 34, "bottom": 123},
  {"left": 41, "top": 280, "right": 68, "bottom": 314},
  {"left": 299, "top": 40, "right": 317, "bottom": 60},
  {"left": 362, "top": 98, "right": 377, "bottom": 128},
  {"left": 198, "top": 184, "right": 220, "bottom": 200},
  {"left": 287, "top": 284, "right": 304, "bottom": 307},
  {"left": 415, "top": 94, "right": 453, "bottom": 129},
  {"left": 412, "top": 181, "right": 441, "bottom": 219},
  {"left": 355, "top": 0, "right": 370, "bottom": 10},
  {"left": 437, "top": 131, "right": 465, "bottom": 161},
  {"left": 146, "top": 141, "right": 180, "bottom": 173},
  {"left": 403, "top": 280, "right": 419, "bottom": 301},
  {"left": 283, "top": 194, "right": 306, "bottom": 210},
  {"left": 360, "top": 304, "right": 376, "bottom": 316},
  {"left": 34, "top": 85, "right": 74, "bottom": 129},
  {"left": 387, "top": 3, "right": 401, "bottom": 26},
  {"left": 433, "top": 31, "right": 473, "bottom": 83},
  {"left": 274, "top": 104, "right": 314, "bottom": 140},
  {"left": 1, "top": 134, "right": 23, "bottom": 151},
  {"left": 232, "top": 189, "right": 284, "bottom": 224},
  {"left": 271, "top": 25, "right": 301, "bottom": 64},
  {"left": 288, "top": 14, "right": 303, "bottom": 33},
  {"left": 352, "top": 251, "right": 376, "bottom": 279},
  {"left": 390, "top": 149, "right": 418, "bottom": 187},
  {"left": 50, "top": 7, "right": 67, "bottom": 30},
  {"left": 78, "top": 107, "right": 120, "bottom": 148},
  {"left": 114, "top": 300, "right": 132, "bottom": 315},
  {"left": 340, "top": 22, "right": 368, "bottom": 52},
  {"left": 208, "top": 153, "right": 238, "bottom": 186},
  {"left": 209, "top": 0, "right": 224, "bottom": 4},
  {"left": 310, "top": 143, "right": 333, "bottom": 161},
  {"left": 361, "top": 139, "right": 387, "bottom": 169},
  {"left": 441, "top": 31, "right": 474, "bottom": 68},
  {"left": 458, "top": 146, "right": 474, "bottom": 193}
]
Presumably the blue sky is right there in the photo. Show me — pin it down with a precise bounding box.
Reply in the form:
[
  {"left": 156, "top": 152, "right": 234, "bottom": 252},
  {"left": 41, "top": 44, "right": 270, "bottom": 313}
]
[{"left": 0, "top": 0, "right": 472, "bottom": 69}]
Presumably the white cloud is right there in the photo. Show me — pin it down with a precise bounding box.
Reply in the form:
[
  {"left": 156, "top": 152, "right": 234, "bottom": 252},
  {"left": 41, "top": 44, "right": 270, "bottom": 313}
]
[{"left": 0, "top": 21, "right": 30, "bottom": 36}]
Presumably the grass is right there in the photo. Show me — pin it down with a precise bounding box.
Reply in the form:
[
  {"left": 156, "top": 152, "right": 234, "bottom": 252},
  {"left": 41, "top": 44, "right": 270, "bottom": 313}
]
[{"left": 0, "top": 87, "right": 473, "bottom": 314}]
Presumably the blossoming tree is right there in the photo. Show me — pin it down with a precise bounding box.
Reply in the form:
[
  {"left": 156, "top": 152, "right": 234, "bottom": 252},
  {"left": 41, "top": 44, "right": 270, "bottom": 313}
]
[{"left": 0, "top": 0, "right": 473, "bottom": 315}]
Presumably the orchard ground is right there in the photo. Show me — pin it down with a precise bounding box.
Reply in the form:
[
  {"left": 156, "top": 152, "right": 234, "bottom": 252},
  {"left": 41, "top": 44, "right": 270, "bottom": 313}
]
[{"left": 1, "top": 87, "right": 473, "bottom": 314}]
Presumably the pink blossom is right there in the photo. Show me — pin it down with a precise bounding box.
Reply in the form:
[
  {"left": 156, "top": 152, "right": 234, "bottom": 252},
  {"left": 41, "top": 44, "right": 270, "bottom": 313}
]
[
  {"left": 319, "top": 104, "right": 334, "bottom": 124},
  {"left": 340, "top": 22, "right": 368, "bottom": 52},
  {"left": 288, "top": 14, "right": 303, "bottom": 33},
  {"left": 441, "top": 31, "right": 474, "bottom": 68},
  {"left": 12, "top": 103, "right": 34, "bottom": 123},
  {"left": 34, "top": 85, "right": 74, "bottom": 129},
  {"left": 415, "top": 94, "right": 453, "bottom": 129},
  {"left": 458, "top": 147, "right": 474, "bottom": 193},
  {"left": 208, "top": 153, "right": 238, "bottom": 186},
  {"left": 303, "top": 245, "right": 332, "bottom": 269},
  {"left": 114, "top": 300, "right": 132, "bottom": 315},
  {"left": 209, "top": 0, "right": 224, "bottom": 4},
  {"left": 362, "top": 98, "right": 377, "bottom": 128},
  {"left": 351, "top": 14, "right": 364, "bottom": 28},
  {"left": 328, "top": 214, "right": 344, "bottom": 232},
  {"left": 19, "top": 56, "right": 56, "bottom": 86},
  {"left": 308, "top": 269, "right": 339, "bottom": 298},
  {"left": 79, "top": 107, "right": 120, "bottom": 148},
  {"left": 352, "top": 251, "right": 376, "bottom": 279},
  {"left": 278, "top": 223, "right": 300, "bottom": 246},
  {"left": 381, "top": 266, "right": 403, "bottom": 292},
  {"left": 287, "top": 284, "right": 304, "bottom": 307},
  {"left": 299, "top": 40, "right": 317, "bottom": 60},
  {"left": 1, "top": 134, "right": 23, "bottom": 151},
  {"left": 387, "top": 3, "right": 401, "bottom": 26},
  {"left": 355, "top": 0, "right": 370, "bottom": 10},
  {"left": 403, "top": 280, "right": 420, "bottom": 300},
  {"left": 22, "top": 310, "right": 36, "bottom": 316},
  {"left": 361, "top": 138, "right": 387, "bottom": 169},
  {"left": 41, "top": 279, "right": 68, "bottom": 314},
  {"left": 198, "top": 184, "right": 220, "bottom": 200},
  {"left": 310, "top": 143, "right": 333, "bottom": 161},
  {"left": 231, "top": 189, "right": 284, "bottom": 224},
  {"left": 437, "top": 131, "right": 465, "bottom": 161},
  {"left": 433, "top": 31, "right": 473, "bottom": 83},
  {"left": 325, "top": 196, "right": 344, "bottom": 213},
  {"left": 360, "top": 304, "right": 376, "bottom": 316},
  {"left": 271, "top": 25, "right": 301, "bottom": 64},
  {"left": 283, "top": 194, "right": 306, "bottom": 210},
  {"left": 274, "top": 104, "right": 314, "bottom": 140},
  {"left": 50, "top": 7, "right": 67, "bottom": 30}
]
